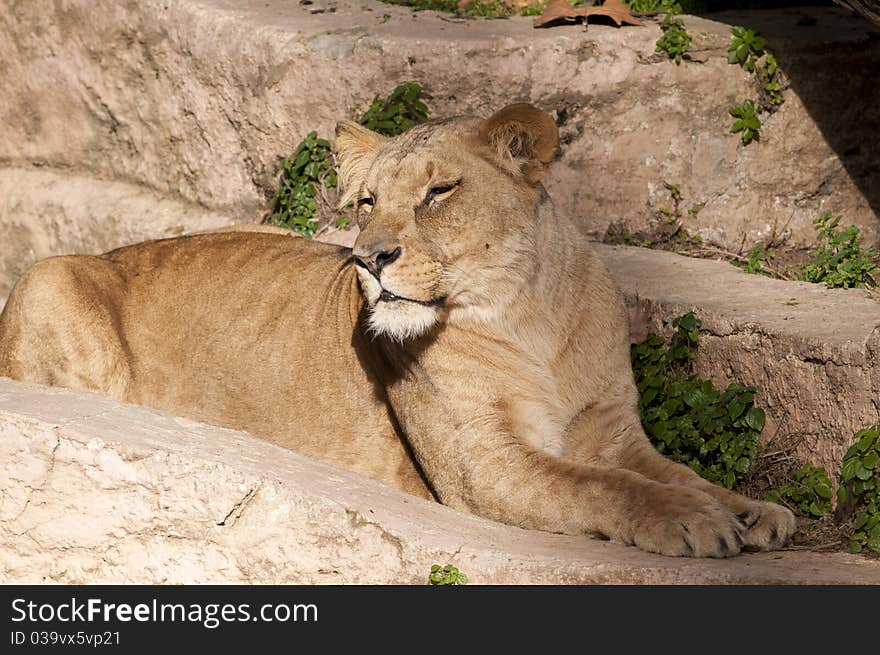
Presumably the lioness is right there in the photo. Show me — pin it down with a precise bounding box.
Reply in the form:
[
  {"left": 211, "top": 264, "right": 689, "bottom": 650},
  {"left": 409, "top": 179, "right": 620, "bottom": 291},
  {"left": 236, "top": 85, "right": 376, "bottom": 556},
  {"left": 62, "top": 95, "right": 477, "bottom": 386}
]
[{"left": 0, "top": 104, "right": 795, "bottom": 557}]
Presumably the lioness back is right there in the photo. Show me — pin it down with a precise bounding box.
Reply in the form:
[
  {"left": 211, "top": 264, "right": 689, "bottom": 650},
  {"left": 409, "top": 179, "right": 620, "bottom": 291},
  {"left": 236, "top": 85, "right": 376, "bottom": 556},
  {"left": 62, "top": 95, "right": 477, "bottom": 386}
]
[{"left": 0, "top": 232, "right": 430, "bottom": 497}]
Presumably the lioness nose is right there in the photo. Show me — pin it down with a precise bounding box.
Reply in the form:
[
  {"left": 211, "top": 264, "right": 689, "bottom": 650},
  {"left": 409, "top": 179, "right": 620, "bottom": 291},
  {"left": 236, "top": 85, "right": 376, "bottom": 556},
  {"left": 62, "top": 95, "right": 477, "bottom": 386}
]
[{"left": 354, "top": 245, "right": 402, "bottom": 278}]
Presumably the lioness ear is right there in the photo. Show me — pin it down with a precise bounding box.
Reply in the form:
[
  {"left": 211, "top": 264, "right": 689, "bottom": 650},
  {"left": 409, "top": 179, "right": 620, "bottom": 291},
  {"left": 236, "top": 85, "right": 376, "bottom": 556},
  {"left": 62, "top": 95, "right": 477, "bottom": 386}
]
[
  {"left": 479, "top": 103, "right": 559, "bottom": 184},
  {"left": 334, "top": 120, "right": 387, "bottom": 207}
]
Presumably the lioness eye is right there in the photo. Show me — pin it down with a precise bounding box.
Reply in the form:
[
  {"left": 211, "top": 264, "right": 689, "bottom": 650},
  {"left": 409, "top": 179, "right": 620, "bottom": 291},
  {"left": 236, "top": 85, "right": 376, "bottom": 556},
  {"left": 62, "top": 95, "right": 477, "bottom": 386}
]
[
  {"left": 357, "top": 197, "right": 374, "bottom": 210},
  {"left": 424, "top": 180, "right": 460, "bottom": 206}
]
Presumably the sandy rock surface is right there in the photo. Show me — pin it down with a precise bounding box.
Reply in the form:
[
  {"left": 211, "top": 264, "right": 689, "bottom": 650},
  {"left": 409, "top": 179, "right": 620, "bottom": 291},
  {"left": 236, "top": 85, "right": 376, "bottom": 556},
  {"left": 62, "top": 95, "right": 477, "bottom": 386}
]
[
  {"left": 3, "top": 378, "right": 879, "bottom": 584},
  {"left": 1, "top": 1, "right": 877, "bottom": 250}
]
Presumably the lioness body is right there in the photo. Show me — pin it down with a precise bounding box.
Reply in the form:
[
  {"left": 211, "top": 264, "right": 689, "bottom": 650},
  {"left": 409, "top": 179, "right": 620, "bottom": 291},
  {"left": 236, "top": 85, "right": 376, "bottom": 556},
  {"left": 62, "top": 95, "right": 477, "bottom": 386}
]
[
  {"left": 0, "top": 234, "right": 430, "bottom": 497},
  {"left": 0, "top": 105, "right": 795, "bottom": 557}
]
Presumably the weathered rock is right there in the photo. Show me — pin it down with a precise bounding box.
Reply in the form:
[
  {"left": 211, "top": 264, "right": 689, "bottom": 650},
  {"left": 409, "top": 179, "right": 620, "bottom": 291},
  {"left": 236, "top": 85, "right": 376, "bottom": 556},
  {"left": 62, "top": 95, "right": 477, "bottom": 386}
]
[
  {"left": 0, "top": 1, "right": 877, "bottom": 252},
  {"left": 2, "top": 377, "right": 878, "bottom": 584},
  {"left": 0, "top": 168, "right": 240, "bottom": 305}
]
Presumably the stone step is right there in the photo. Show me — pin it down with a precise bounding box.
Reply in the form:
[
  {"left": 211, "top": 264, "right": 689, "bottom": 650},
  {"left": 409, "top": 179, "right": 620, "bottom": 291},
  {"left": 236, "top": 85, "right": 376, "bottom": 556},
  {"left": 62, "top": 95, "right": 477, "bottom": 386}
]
[
  {"left": 596, "top": 244, "right": 880, "bottom": 476},
  {"left": 1, "top": 377, "right": 877, "bottom": 584},
  {"left": 0, "top": 167, "right": 240, "bottom": 306},
  {"left": 1, "top": 1, "right": 878, "bottom": 251}
]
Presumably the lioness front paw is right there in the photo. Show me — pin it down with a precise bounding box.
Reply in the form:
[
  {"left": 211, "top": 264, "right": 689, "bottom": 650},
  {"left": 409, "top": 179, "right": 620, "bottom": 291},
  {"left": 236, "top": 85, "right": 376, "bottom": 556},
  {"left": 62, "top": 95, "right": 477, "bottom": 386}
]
[
  {"left": 629, "top": 485, "right": 745, "bottom": 558},
  {"left": 735, "top": 500, "right": 796, "bottom": 551}
]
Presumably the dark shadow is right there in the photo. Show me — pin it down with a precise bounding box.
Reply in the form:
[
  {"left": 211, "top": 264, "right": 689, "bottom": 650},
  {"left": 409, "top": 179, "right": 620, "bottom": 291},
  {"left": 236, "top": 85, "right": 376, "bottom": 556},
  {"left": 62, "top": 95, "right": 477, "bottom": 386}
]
[
  {"left": 350, "top": 301, "right": 442, "bottom": 500},
  {"left": 692, "top": 3, "right": 880, "bottom": 230}
]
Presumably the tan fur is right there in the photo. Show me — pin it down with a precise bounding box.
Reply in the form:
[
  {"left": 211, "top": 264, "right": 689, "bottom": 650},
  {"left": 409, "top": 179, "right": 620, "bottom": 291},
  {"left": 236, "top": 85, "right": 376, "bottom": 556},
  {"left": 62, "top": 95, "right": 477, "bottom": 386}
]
[{"left": 0, "top": 105, "right": 795, "bottom": 557}]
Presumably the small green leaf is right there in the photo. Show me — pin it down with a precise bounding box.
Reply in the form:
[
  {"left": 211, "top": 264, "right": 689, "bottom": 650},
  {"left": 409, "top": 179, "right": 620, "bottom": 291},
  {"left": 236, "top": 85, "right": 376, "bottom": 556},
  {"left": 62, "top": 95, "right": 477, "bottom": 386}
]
[
  {"left": 856, "top": 433, "right": 876, "bottom": 453},
  {"left": 856, "top": 464, "right": 873, "bottom": 481},
  {"left": 745, "top": 407, "right": 765, "bottom": 431},
  {"left": 842, "top": 457, "right": 859, "bottom": 482},
  {"left": 814, "top": 482, "right": 832, "bottom": 500}
]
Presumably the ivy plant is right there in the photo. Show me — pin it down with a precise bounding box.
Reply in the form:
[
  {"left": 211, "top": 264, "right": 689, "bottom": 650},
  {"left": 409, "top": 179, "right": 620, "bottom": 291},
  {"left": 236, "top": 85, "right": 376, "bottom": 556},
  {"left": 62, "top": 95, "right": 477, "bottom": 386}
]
[
  {"left": 428, "top": 564, "right": 469, "bottom": 585},
  {"left": 267, "top": 82, "right": 430, "bottom": 236},
  {"left": 733, "top": 244, "right": 772, "bottom": 277},
  {"left": 726, "top": 26, "right": 784, "bottom": 146},
  {"left": 762, "top": 463, "right": 833, "bottom": 518},
  {"left": 728, "top": 26, "right": 766, "bottom": 72},
  {"left": 631, "top": 312, "right": 764, "bottom": 489},
  {"left": 267, "top": 131, "right": 336, "bottom": 237},
  {"left": 655, "top": 14, "right": 692, "bottom": 64},
  {"left": 380, "top": 0, "right": 542, "bottom": 18},
  {"left": 358, "top": 81, "right": 429, "bottom": 137},
  {"left": 729, "top": 99, "right": 761, "bottom": 145},
  {"left": 625, "top": 0, "right": 683, "bottom": 11},
  {"left": 758, "top": 53, "right": 784, "bottom": 107},
  {"left": 801, "top": 213, "right": 878, "bottom": 289},
  {"left": 838, "top": 425, "right": 880, "bottom": 554}
]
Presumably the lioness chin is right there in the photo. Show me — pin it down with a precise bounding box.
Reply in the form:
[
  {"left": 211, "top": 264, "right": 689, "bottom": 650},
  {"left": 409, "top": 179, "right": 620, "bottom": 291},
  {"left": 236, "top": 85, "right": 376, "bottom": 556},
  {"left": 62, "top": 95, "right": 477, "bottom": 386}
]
[{"left": 0, "top": 104, "right": 794, "bottom": 558}]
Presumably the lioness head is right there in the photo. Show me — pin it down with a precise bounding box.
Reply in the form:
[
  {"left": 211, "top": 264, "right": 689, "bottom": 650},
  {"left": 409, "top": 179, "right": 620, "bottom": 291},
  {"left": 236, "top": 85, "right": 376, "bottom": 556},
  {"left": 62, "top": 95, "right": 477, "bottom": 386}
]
[{"left": 335, "top": 104, "right": 559, "bottom": 342}]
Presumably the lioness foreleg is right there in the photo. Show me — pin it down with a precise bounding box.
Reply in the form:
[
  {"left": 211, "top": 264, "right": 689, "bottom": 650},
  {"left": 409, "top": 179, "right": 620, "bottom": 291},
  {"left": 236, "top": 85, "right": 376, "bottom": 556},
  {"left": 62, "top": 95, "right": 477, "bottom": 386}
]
[
  {"left": 566, "top": 397, "right": 795, "bottom": 552},
  {"left": 392, "top": 394, "right": 747, "bottom": 558},
  {"left": 616, "top": 435, "right": 796, "bottom": 551}
]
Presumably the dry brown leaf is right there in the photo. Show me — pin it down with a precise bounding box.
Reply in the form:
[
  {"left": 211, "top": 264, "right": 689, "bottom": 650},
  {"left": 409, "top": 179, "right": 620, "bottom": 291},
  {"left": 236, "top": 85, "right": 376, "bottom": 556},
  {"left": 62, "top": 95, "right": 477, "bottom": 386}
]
[
  {"left": 582, "top": 0, "right": 641, "bottom": 26},
  {"left": 533, "top": 0, "right": 582, "bottom": 27},
  {"left": 534, "top": 0, "right": 641, "bottom": 29}
]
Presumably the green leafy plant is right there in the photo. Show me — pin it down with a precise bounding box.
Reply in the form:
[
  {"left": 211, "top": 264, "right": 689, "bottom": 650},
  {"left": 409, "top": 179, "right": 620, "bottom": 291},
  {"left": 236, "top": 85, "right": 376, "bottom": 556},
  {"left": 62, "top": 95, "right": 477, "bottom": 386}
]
[
  {"left": 267, "top": 82, "right": 431, "bottom": 236},
  {"left": 728, "top": 26, "right": 765, "bottom": 72},
  {"left": 624, "top": 0, "right": 684, "bottom": 12},
  {"left": 801, "top": 213, "right": 878, "bottom": 289},
  {"left": 658, "top": 182, "right": 685, "bottom": 226},
  {"left": 380, "top": 0, "right": 542, "bottom": 18},
  {"left": 428, "top": 564, "right": 469, "bottom": 585},
  {"left": 267, "top": 131, "right": 336, "bottom": 237},
  {"left": 837, "top": 424, "right": 880, "bottom": 554},
  {"left": 519, "top": 2, "right": 546, "bottom": 16},
  {"left": 728, "top": 99, "right": 761, "bottom": 145},
  {"left": 655, "top": 13, "right": 692, "bottom": 64},
  {"left": 631, "top": 312, "right": 764, "bottom": 489},
  {"left": 459, "top": 0, "right": 511, "bottom": 17},
  {"left": 358, "top": 81, "right": 429, "bottom": 138},
  {"left": 762, "top": 463, "right": 833, "bottom": 518},
  {"left": 381, "top": 0, "right": 459, "bottom": 13},
  {"left": 726, "top": 27, "right": 785, "bottom": 146},
  {"left": 733, "top": 244, "right": 772, "bottom": 276},
  {"left": 757, "top": 53, "right": 784, "bottom": 107}
]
